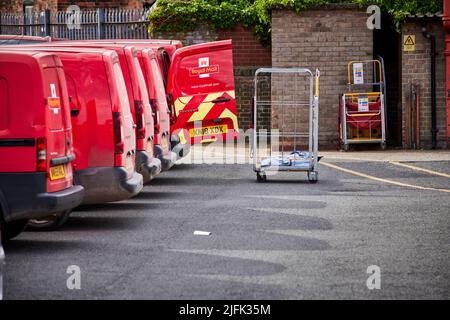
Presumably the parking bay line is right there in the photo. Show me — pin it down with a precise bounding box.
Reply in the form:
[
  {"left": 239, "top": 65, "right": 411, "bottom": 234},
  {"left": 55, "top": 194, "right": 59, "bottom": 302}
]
[
  {"left": 321, "top": 162, "right": 450, "bottom": 194},
  {"left": 389, "top": 161, "right": 450, "bottom": 179}
]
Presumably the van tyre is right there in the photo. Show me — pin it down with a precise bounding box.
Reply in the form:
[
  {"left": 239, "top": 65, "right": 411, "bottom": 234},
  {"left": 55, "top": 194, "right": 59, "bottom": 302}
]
[
  {"left": 1, "top": 219, "right": 28, "bottom": 242},
  {"left": 26, "top": 210, "right": 72, "bottom": 231}
]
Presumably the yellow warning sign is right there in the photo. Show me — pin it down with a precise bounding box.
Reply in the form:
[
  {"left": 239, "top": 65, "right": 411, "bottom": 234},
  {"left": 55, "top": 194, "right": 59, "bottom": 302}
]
[{"left": 403, "top": 35, "right": 416, "bottom": 52}]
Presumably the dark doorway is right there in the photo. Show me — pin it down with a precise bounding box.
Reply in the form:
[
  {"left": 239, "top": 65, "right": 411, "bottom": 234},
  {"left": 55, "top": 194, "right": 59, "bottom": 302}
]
[{"left": 374, "top": 13, "right": 402, "bottom": 147}]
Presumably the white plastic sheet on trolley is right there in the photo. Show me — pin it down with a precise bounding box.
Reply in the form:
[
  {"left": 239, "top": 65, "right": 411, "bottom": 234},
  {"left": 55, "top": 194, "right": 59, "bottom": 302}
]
[{"left": 251, "top": 68, "right": 320, "bottom": 183}]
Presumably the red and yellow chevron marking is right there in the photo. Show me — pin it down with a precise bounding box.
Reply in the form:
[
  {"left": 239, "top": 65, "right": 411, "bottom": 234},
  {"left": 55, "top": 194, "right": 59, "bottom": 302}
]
[{"left": 173, "top": 90, "right": 239, "bottom": 134}]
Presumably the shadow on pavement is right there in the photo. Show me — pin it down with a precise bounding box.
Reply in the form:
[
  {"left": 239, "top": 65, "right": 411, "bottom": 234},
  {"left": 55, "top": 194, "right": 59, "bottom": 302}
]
[
  {"left": 55, "top": 216, "right": 148, "bottom": 232},
  {"left": 3, "top": 239, "right": 89, "bottom": 254}
]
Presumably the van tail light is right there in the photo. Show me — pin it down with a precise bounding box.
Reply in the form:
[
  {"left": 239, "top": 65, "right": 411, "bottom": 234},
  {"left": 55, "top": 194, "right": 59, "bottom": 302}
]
[
  {"left": 167, "top": 93, "right": 177, "bottom": 125},
  {"left": 134, "top": 100, "right": 146, "bottom": 140},
  {"left": 36, "top": 137, "right": 47, "bottom": 172},
  {"left": 150, "top": 99, "right": 160, "bottom": 133},
  {"left": 112, "top": 112, "right": 125, "bottom": 155}
]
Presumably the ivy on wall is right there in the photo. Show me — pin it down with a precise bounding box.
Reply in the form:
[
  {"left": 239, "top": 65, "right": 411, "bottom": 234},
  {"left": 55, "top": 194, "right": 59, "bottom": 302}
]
[{"left": 148, "top": 0, "right": 443, "bottom": 46}]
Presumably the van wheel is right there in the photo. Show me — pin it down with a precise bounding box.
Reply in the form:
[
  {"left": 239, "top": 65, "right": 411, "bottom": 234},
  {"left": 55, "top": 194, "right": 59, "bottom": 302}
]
[
  {"left": 26, "top": 210, "right": 72, "bottom": 231},
  {"left": 1, "top": 219, "right": 28, "bottom": 242}
]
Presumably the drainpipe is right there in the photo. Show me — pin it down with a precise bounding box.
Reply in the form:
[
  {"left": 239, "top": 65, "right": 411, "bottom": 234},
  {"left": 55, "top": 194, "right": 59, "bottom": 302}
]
[{"left": 422, "top": 25, "right": 438, "bottom": 149}]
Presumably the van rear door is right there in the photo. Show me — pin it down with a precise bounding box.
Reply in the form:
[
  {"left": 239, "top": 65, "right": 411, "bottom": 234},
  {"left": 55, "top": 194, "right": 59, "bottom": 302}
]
[
  {"left": 167, "top": 40, "right": 239, "bottom": 144},
  {"left": 41, "top": 58, "right": 74, "bottom": 193}
]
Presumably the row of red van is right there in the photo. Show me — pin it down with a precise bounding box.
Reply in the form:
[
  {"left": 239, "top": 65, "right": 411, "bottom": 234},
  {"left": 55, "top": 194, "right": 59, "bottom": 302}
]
[{"left": 0, "top": 36, "right": 239, "bottom": 241}]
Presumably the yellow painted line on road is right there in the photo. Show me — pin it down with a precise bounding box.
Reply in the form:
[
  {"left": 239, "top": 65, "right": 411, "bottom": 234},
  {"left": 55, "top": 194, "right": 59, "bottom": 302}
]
[
  {"left": 321, "top": 162, "right": 450, "bottom": 194},
  {"left": 389, "top": 161, "right": 450, "bottom": 179}
]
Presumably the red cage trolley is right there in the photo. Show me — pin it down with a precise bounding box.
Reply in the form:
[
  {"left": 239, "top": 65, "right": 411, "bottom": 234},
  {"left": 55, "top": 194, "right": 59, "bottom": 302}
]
[{"left": 339, "top": 58, "right": 387, "bottom": 151}]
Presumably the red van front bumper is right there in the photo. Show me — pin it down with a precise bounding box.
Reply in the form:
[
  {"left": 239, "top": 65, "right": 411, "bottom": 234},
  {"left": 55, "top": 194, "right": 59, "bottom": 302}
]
[
  {"left": 74, "top": 167, "right": 143, "bottom": 205},
  {"left": 0, "top": 173, "right": 85, "bottom": 223}
]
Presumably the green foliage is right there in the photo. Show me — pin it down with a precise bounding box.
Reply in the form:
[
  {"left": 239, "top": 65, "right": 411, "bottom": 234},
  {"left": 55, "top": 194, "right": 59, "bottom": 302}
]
[{"left": 148, "top": 0, "right": 443, "bottom": 46}]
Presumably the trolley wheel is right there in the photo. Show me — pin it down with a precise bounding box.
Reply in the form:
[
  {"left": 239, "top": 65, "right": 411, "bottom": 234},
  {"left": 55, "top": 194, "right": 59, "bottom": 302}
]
[
  {"left": 256, "top": 172, "right": 267, "bottom": 183},
  {"left": 308, "top": 171, "right": 319, "bottom": 184},
  {"left": 343, "top": 144, "right": 350, "bottom": 152},
  {"left": 381, "top": 142, "right": 387, "bottom": 150}
]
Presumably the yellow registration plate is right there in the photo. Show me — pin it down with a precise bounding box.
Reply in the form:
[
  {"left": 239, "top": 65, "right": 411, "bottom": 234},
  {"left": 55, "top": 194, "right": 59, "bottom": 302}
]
[
  {"left": 49, "top": 165, "right": 65, "bottom": 181},
  {"left": 189, "top": 125, "right": 228, "bottom": 138}
]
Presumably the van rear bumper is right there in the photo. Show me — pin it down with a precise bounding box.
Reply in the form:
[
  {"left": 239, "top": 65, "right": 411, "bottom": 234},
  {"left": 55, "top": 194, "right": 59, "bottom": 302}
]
[
  {"left": 0, "top": 172, "right": 84, "bottom": 223},
  {"left": 171, "top": 134, "right": 191, "bottom": 160},
  {"left": 75, "top": 167, "right": 143, "bottom": 205},
  {"left": 154, "top": 145, "right": 177, "bottom": 171},
  {"left": 136, "top": 151, "right": 162, "bottom": 183}
]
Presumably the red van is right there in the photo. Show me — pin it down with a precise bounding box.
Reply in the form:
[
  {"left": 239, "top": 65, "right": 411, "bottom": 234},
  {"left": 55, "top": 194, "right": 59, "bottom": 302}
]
[
  {"left": 82, "top": 42, "right": 178, "bottom": 170},
  {"left": 94, "top": 40, "right": 239, "bottom": 146},
  {"left": 53, "top": 40, "right": 180, "bottom": 169},
  {"left": 136, "top": 47, "right": 175, "bottom": 170},
  {"left": 2, "top": 47, "right": 145, "bottom": 208},
  {"left": 0, "top": 50, "right": 84, "bottom": 238},
  {"left": 28, "top": 43, "right": 161, "bottom": 183}
]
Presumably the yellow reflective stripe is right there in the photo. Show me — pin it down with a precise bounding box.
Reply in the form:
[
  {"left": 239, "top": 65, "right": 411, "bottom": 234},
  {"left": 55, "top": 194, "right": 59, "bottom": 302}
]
[
  {"left": 226, "top": 90, "right": 236, "bottom": 99},
  {"left": 188, "top": 92, "right": 224, "bottom": 123},
  {"left": 219, "top": 108, "right": 239, "bottom": 131},
  {"left": 179, "top": 129, "right": 187, "bottom": 145},
  {"left": 174, "top": 96, "right": 194, "bottom": 116}
]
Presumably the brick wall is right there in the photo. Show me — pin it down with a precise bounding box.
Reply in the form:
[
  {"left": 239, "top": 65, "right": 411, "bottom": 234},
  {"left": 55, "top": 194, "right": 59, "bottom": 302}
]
[
  {"left": 272, "top": 6, "right": 373, "bottom": 149},
  {"left": 153, "top": 24, "right": 272, "bottom": 131},
  {"left": 401, "top": 21, "right": 447, "bottom": 149},
  {"left": 217, "top": 24, "right": 271, "bottom": 67},
  {"left": 152, "top": 25, "right": 219, "bottom": 46}
]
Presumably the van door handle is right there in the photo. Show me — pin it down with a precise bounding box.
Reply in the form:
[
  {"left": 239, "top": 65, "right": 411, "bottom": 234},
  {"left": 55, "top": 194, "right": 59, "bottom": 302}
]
[
  {"left": 71, "top": 109, "right": 80, "bottom": 117},
  {"left": 212, "top": 97, "right": 231, "bottom": 104}
]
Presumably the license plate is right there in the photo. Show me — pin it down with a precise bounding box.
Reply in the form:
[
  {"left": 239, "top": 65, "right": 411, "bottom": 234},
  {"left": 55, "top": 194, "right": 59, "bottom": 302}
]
[
  {"left": 49, "top": 165, "right": 65, "bottom": 181},
  {"left": 189, "top": 125, "right": 228, "bottom": 138}
]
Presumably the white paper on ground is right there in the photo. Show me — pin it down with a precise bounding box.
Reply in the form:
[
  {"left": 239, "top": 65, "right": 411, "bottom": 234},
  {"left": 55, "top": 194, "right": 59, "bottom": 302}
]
[{"left": 194, "top": 231, "right": 212, "bottom": 236}]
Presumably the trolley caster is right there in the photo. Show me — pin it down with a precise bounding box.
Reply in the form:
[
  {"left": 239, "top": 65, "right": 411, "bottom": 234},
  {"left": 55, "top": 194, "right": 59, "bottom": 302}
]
[
  {"left": 381, "top": 142, "right": 387, "bottom": 150},
  {"left": 256, "top": 172, "right": 267, "bottom": 183},
  {"left": 308, "top": 171, "right": 319, "bottom": 184}
]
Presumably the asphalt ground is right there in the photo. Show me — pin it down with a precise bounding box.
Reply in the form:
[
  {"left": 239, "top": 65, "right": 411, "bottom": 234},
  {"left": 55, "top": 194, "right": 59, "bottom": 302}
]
[{"left": 3, "top": 158, "right": 450, "bottom": 300}]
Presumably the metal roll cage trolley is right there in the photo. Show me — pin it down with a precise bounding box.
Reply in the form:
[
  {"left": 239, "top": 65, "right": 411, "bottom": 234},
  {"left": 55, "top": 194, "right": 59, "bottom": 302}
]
[
  {"left": 252, "top": 68, "right": 320, "bottom": 183},
  {"left": 339, "top": 58, "right": 387, "bottom": 151}
]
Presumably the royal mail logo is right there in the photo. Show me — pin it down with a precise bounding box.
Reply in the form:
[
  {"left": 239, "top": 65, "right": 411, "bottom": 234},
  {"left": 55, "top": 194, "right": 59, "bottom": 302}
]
[{"left": 190, "top": 65, "right": 220, "bottom": 77}]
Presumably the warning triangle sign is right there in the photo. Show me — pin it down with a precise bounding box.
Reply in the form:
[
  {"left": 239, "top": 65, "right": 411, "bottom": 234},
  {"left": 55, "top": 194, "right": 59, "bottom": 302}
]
[
  {"left": 404, "top": 36, "right": 415, "bottom": 46},
  {"left": 403, "top": 35, "right": 416, "bottom": 52}
]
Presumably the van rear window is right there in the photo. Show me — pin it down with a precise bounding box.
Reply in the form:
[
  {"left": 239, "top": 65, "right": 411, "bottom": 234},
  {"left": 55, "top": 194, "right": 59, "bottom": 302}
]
[
  {"left": 133, "top": 57, "right": 149, "bottom": 104},
  {"left": 113, "top": 63, "right": 131, "bottom": 113},
  {"left": 151, "top": 60, "right": 167, "bottom": 107}
]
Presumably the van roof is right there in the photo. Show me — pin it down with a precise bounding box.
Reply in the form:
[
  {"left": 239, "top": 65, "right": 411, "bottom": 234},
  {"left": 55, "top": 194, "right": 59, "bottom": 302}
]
[
  {"left": 0, "top": 49, "right": 62, "bottom": 65},
  {"left": 55, "top": 39, "right": 181, "bottom": 46},
  {"left": 0, "top": 34, "right": 51, "bottom": 44},
  {"left": 0, "top": 46, "right": 121, "bottom": 66},
  {"left": 30, "top": 42, "right": 134, "bottom": 50},
  {"left": 0, "top": 45, "right": 115, "bottom": 55}
]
